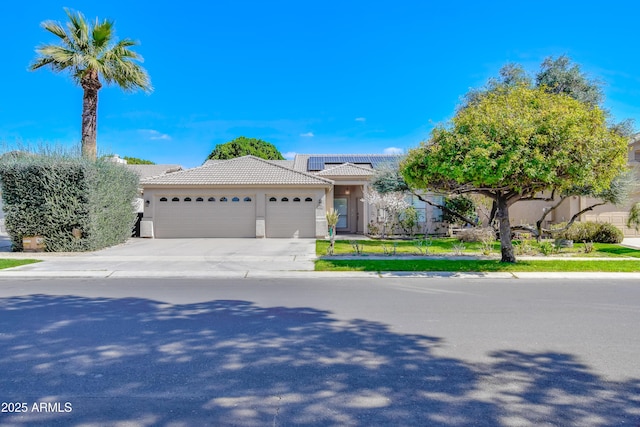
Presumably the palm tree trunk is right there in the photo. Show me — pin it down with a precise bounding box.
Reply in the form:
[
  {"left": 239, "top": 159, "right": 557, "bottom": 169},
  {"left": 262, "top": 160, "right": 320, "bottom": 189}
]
[{"left": 81, "top": 73, "right": 102, "bottom": 160}]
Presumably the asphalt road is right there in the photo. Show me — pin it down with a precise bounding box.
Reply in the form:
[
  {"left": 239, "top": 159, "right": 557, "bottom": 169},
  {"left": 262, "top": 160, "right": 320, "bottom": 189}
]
[{"left": 0, "top": 277, "right": 638, "bottom": 426}]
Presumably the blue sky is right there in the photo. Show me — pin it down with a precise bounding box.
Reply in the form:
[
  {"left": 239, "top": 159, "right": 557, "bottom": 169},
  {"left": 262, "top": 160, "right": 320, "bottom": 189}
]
[{"left": 2, "top": 1, "right": 639, "bottom": 168}]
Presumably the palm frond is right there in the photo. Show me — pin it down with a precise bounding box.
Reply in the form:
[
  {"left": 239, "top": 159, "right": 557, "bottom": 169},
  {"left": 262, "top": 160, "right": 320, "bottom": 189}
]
[
  {"left": 108, "top": 41, "right": 143, "bottom": 61},
  {"left": 92, "top": 19, "right": 114, "bottom": 53},
  {"left": 28, "top": 56, "right": 55, "bottom": 71},
  {"left": 102, "top": 59, "right": 152, "bottom": 92},
  {"left": 41, "top": 21, "right": 69, "bottom": 43},
  {"left": 31, "top": 8, "right": 151, "bottom": 92},
  {"left": 65, "top": 8, "right": 90, "bottom": 51},
  {"left": 30, "top": 45, "right": 78, "bottom": 71}
]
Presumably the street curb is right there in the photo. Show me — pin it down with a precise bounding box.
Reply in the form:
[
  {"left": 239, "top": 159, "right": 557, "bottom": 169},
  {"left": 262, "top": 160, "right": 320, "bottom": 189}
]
[
  {"left": 1, "top": 270, "right": 640, "bottom": 280},
  {"left": 512, "top": 272, "right": 640, "bottom": 280}
]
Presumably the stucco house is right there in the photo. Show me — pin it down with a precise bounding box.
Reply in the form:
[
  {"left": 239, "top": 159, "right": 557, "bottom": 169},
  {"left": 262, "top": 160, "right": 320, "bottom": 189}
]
[
  {"left": 139, "top": 153, "right": 440, "bottom": 238},
  {"left": 508, "top": 134, "right": 640, "bottom": 237},
  {"left": 138, "top": 135, "right": 640, "bottom": 239}
]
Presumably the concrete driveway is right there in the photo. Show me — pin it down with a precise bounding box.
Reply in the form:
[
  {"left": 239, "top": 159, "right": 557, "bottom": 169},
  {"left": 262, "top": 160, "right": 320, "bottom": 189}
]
[{"left": 0, "top": 237, "right": 318, "bottom": 276}]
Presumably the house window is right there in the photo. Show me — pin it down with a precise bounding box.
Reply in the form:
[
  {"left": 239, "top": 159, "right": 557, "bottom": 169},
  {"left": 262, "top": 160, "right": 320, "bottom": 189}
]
[
  {"left": 232, "top": 197, "right": 240, "bottom": 202},
  {"left": 196, "top": 197, "right": 204, "bottom": 202},
  {"left": 208, "top": 197, "right": 216, "bottom": 202},
  {"left": 635, "top": 150, "right": 640, "bottom": 162},
  {"left": 269, "top": 197, "right": 277, "bottom": 202},
  {"left": 160, "top": 197, "right": 168, "bottom": 202},
  {"left": 244, "top": 197, "right": 252, "bottom": 202},
  {"left": 220, "top": 197, "right": 228, "bottom": 202},
  {"left": 293, "top": 197, "right": 301, "bottom": 202},
  {"left": 184, "top": 197, "right": 192, "bottom": 202},
  {"left": 305, "top": 197, "right": 313, "bottom": 202},
  {"left": 405, "top": 194, "right": 427, "bottom": 222},
  {"left": 171, "top": 197, "right": 180, "bottom": 202},
  {"left": 281, "top": 197, "right": 289, "bottom": 202}
]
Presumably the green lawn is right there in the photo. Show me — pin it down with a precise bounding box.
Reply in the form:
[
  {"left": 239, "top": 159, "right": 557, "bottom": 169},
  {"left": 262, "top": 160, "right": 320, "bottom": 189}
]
[
  {"left": 316, "top": 239, "right": 640, "bottom": 272},
  {"left": 315, "top": 259, "right": 640, "bottom": 272},
  {"left": 0, "top": 259, "right": 40, "bottom": 269},
  {"left": 317, "top": 239, "right": 640, "bottom": 258}
]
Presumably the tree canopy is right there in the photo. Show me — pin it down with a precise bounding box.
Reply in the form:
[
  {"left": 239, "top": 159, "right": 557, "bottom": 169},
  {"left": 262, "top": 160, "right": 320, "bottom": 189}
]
[
  {"left": 536, "top": 56, "right": 603, "bottom": 107},
  {"left": 123, "top": 156, "right": 155, "bottom": 165},
  {"left": 206, "top": 137, "right": 284, "bottom": 161},
  {"left": 402, "top": 85, "right": 628, "bottom": 262},
  {"left": 30, "top": 8, "right": 152, "bottom": 159}
]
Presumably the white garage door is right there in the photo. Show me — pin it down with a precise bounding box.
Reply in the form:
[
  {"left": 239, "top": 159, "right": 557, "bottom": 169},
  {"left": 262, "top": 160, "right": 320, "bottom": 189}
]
[
  {"left": 155, "top": 195, "right": 255, "bottom": 238},
  {"left": 266, "top": 195, "right": 316, "bottom": 238}
]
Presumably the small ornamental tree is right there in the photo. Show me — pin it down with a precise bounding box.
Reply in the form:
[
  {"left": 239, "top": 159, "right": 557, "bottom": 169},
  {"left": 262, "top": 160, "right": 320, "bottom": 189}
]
[
  {"left": 326, "top": 208, "right": 340, "bottom": 255},
  {"left": 402, "top": 85, "right": 628, "bottom": 262},
  {"left": 361, "top": 187, "right": 408, "bottom": 238},
  {"left": 371, "top": 162, "right": 477, "bottom": 227}
]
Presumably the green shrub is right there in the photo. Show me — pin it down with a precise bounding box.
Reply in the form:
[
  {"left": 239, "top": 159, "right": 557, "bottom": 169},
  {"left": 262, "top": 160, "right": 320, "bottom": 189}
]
[
  {"left": 591, "top": 222, "right": 624, "bottom": 244},
  {"left": 539, "top": 241, "right": 554, "bottom": 256},
  {"left": 557, "top": 221, "right": 624, "bottom": 244},
  {"left": 0, "top": 153, "right": 139, "bottom": 252},
  {"left": 457, "top": 227, "right": 495, "bottom": 243}
]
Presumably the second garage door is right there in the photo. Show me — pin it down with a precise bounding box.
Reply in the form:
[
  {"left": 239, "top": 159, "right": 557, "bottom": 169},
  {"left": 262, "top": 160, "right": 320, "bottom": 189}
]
[
  {"left": 154, "top": 195, "right": 256, "bottom": 238},
  {"left": 266, "top": 195, "right": 316, "bottom": 238}
]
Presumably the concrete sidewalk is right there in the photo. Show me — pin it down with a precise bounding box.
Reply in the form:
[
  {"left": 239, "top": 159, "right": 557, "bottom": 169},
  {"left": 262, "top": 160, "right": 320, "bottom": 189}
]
[{"left": 0, "top": 235, "right": 639, "bottom": 280}]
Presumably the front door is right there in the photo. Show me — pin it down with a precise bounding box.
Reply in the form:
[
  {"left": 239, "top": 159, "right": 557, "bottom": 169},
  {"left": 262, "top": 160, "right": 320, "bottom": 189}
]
[{"left": 334, "top": 198, "right": 348, "bottom": 229}]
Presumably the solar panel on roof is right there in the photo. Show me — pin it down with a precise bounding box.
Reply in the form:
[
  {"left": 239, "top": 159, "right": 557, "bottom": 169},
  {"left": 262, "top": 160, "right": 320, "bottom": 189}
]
[{"left": 307, "top": 154, "right": 402, "bottom": 171}]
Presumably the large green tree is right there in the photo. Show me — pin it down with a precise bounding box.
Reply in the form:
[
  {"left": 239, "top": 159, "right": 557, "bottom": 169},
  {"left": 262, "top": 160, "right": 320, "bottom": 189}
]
[
  {"left": 30, "top": 8, "right": 152, "bottom": 159},
  {"left": 207, "top": 137, "right": 284, "bottom": 161},
  {"left": 123, "top": 156, "right": 155, "bottom": 165},
  {"left": 402, "top": 85, "right": 628, "bottom": 262},
  {"left": 536, "top": 55, "right": 604, "bottom": 107}
]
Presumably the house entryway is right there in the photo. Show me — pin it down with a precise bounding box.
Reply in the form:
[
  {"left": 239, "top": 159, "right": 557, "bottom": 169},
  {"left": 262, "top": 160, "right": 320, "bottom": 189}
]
[
  {"left": 333, "top": 185, "right": 365, "bottom": 234},
  {"left": 334, "top": 198, "right": 348, "bottom": 230}
]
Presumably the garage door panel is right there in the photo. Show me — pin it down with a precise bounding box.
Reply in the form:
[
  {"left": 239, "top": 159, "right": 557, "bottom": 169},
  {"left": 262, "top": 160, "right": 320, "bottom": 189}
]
[
  {"left": 266, "top": 196, "right": 315, "bottom": 238},
  {"left": 155, "top": 196, "right": 255, "bottom": 238}
]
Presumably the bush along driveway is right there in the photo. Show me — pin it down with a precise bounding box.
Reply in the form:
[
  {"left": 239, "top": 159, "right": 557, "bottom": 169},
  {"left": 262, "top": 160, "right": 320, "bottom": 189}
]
[{"left": 315, "top": 239, "right": 640, "bottom": 272}]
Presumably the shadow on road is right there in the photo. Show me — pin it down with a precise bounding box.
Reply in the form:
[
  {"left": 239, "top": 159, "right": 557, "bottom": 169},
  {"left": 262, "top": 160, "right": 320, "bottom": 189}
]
[{"left": 0, "top": 295, "right": 638, "bottom": 426}]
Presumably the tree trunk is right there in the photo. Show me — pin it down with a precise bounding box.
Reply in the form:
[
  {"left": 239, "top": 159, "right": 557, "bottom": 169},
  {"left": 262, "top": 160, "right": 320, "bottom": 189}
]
[
  {"left": 496, "top": 195, "right": 516, "bottom": 263},
  {"left": 81, "top": 72, "right": 102, "bottom": 160}
]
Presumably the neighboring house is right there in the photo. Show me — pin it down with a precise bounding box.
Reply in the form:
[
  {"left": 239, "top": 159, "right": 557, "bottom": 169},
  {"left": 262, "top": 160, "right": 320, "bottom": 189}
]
[
  {"left": 126, "top": 164, "right": 183, "bottom": 181},
  {"left": 119, "top": 160, "right": 183, "bottom": 237},
  {"left": 139, "top": 154, "right": 441, "bottom": 238},
  {"left": 509, "top": 134, "right": 640, "bottom": 237},
  {"left": 123, "top": 162, "right": 183, "bottom": 213}
]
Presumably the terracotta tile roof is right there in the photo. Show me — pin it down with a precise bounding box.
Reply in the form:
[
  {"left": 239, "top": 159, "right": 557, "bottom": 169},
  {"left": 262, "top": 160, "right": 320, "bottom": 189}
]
[
  {"left": 202, "top": 159, "right": 226, "bottom": 166},
  {"left": 126, "top": 164, "right": 182, "bottom": 180},
  {"left": 315, "top": 162, "right": 375, "bottom": 177},
  {"left": 292, "top": 154, "right": 310, "bottom": 171},
  {"left": 141, "top": 156, "right": 333, "bottom": 186},
  {"left": 266, "top": 160, "right": 295, "bottom": 169}
]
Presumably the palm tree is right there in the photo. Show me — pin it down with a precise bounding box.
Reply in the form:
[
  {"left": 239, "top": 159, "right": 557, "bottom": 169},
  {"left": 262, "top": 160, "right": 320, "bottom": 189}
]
[{"left": 30, "top": 8, "right": 152, "bottom": 159}]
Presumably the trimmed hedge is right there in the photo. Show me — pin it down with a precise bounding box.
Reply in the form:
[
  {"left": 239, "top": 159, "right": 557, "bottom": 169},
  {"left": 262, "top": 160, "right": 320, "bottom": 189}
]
[
  {"left": 0, "top": 154, "right": 139, "bottom": 252},
  {"left": 557, "top": 221, "right": 624, "bottom": 244}
]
